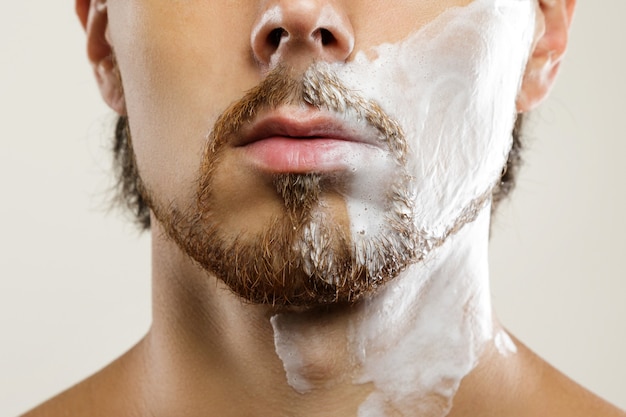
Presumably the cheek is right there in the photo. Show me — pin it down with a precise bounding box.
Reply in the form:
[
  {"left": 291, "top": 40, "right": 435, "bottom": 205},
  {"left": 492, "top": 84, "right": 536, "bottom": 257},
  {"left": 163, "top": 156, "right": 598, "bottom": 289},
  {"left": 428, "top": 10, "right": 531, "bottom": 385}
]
[
  {"left": 107, "top": 0, "right": 258, "bottom": 201},
  {"left": 350, "top": 0, "right": 474, "bottom": 54},
  {"left": 338, "top": 0, "right": 536, "bottom": 235}
]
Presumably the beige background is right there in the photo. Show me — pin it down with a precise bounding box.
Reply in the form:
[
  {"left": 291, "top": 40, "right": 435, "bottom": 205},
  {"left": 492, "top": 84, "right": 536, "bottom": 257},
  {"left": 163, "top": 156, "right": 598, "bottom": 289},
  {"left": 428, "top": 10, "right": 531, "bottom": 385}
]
[{"left": 1, "top": 1, "right": 624, "bottom": 415}]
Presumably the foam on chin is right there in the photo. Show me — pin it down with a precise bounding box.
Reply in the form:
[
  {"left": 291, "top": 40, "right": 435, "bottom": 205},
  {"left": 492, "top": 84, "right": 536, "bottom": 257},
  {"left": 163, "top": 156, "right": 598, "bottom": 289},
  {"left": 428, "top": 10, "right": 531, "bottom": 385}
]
[
  {"left": 272, "top": 208, "right": 495, "bottom": 416},
  {"left": 271, "top": 0, "right": 536, "bottom": 415},
  {"left": 350, "top": 210, "right": 494, "bottom": 416}
]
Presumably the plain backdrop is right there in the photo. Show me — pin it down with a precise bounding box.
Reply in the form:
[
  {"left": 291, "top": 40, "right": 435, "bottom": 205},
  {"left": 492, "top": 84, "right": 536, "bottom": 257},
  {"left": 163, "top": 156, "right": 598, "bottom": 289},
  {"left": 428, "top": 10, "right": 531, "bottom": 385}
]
[{"left": 1, "top": 1, "right": 624, "bottom": 415}]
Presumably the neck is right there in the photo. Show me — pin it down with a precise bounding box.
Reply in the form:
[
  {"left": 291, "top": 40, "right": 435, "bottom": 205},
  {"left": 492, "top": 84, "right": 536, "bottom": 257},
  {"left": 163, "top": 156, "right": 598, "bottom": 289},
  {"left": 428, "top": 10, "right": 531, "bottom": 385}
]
[{"left": 145, "top": 207, "right": 503, "bottom": 417}]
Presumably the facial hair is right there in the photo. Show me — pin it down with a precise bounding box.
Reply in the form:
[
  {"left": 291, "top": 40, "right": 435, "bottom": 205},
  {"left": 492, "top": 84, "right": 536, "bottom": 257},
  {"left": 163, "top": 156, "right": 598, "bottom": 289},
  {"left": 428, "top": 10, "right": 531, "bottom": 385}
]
[{"left": 138, "top": 63, "right": 490, "bottom": 307}]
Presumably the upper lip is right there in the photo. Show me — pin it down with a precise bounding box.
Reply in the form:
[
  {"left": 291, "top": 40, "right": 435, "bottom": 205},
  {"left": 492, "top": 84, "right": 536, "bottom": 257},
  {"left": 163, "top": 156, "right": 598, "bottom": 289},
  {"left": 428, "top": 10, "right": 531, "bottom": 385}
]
[{"left": 234, "top": 107, "right": 381, "bottom": 148}]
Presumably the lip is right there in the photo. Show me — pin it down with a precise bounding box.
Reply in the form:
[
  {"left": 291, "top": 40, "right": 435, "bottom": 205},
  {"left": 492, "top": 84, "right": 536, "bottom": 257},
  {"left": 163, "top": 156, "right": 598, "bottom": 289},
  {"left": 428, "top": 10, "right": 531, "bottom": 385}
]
[
  {"left": 235, "top": 107, "right": 383, "bottom": 173},
  {"left": 235, "top": 107, "right": 380, "bottom": 148}
]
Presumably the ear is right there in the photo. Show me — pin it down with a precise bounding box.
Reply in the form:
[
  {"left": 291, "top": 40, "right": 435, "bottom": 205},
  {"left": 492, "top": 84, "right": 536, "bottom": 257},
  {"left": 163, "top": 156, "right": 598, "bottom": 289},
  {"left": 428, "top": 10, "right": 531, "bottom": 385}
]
[
  {"left": 76, "top": 0, "right": 126, "bottom": 115},
  {"left": 516, "top": 0, "right": 576, "bottom": 113}
]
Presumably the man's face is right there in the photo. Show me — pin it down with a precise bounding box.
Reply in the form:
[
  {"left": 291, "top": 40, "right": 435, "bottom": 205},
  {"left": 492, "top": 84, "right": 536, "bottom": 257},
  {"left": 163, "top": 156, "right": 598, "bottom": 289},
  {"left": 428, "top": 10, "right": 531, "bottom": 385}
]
[{"left": 107, "top": 0, "right": 536, "bottom": 305}]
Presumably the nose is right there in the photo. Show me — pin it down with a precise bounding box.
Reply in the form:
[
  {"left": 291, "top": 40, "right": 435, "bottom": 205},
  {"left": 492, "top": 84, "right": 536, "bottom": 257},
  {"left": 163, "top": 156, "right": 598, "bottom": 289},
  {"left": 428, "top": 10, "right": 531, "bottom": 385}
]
[{"left": 251, "top": 1, "right": 355, "bottom": 70}]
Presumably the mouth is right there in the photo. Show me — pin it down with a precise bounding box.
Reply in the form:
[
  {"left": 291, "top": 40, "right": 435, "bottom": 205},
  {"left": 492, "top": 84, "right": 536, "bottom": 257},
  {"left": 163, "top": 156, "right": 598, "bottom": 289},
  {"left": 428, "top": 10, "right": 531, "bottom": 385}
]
[{"left": 235, "top": 106, "right": 384, "bottom": 174}]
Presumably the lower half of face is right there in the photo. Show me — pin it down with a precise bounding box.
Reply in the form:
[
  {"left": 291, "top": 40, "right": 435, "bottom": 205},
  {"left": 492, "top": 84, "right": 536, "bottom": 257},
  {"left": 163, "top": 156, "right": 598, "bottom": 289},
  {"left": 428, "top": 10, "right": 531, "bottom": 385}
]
[{"left": 121, "top": 0, "right": 536, "bottom": 307}]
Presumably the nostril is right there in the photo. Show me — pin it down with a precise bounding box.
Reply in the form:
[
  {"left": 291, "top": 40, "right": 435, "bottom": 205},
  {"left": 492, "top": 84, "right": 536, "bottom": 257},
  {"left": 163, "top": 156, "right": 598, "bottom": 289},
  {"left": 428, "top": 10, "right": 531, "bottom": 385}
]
[
  {"left": 251, "top": 5, "right": 355, "bottom": 67},
  {"left": 318, "top": 28, "right": 336, "bottom": 46},
  {"left": 267, "top": 28, "right": 287, "bottom": 48}
]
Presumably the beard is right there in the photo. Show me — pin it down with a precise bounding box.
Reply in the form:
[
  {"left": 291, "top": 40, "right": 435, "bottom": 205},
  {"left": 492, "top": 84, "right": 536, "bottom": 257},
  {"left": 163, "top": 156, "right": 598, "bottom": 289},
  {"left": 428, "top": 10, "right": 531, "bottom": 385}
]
[{"left": 137, "top": 63, "right": 491, "bottom": 307}]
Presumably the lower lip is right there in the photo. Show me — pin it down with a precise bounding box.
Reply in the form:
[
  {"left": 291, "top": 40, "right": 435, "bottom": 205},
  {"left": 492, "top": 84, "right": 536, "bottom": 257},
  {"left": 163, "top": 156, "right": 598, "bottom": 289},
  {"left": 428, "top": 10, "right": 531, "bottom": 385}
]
[{"left": 240, "top": 137, "right": 375, "bottom": 173}]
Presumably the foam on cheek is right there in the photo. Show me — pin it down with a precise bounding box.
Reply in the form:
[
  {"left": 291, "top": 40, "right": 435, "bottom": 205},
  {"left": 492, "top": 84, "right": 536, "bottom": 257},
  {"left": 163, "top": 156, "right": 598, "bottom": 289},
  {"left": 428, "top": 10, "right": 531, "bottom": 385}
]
[
  {"left": 339, "top": 142, "right": 401, "bottom": 239},
  {"left": 335, "top": 0, "right": 536, "bottom": 239},
  {"left": 272, "top": 0, "right": 535, "bottom": 415}
]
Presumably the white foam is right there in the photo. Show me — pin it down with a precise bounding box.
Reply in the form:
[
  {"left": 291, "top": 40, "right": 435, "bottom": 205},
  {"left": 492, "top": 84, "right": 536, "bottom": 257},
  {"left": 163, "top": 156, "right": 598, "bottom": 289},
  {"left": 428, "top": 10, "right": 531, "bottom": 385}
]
[
  {"left": 271, "top": 0, "right": 536, "bottom": 415},
  {"left": 495, "top": 329, "right": 518, "bottom": 357},
  {"left": 271, "top": 314, "right": 316, "bottom": 393},
  {"left": 349, "top": 209, "right": 495, "bottom": 416},
  {"left": 336, "top": 0, "right": 536, "bottom": 243}
]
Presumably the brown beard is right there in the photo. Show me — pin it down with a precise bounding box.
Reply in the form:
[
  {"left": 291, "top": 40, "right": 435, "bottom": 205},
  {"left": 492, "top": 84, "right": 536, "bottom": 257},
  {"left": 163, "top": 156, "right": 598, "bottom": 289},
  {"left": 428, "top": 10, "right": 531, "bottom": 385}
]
[
  {"left": 136, "top": 63, "right": 489, "bottom": 307},
  {"left": 273, "top": 173, "right": 322, "bottom": 216}
]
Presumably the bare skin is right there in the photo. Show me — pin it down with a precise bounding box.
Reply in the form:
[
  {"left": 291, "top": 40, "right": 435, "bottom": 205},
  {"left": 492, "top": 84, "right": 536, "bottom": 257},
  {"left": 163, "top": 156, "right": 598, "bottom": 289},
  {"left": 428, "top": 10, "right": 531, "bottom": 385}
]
[
  {"left": 21, "top": 339, "right": 626, "bottom": 417},
  {"left": 21, "top": 0, "right": 626, "bottom": 416}
]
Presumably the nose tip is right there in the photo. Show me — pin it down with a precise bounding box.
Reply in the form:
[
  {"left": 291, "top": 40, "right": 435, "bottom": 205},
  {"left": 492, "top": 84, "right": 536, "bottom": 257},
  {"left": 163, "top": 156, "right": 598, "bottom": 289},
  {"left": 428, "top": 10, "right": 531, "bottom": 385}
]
[{"left": 251, "top": 2, "right": 355, "bottom": 69}]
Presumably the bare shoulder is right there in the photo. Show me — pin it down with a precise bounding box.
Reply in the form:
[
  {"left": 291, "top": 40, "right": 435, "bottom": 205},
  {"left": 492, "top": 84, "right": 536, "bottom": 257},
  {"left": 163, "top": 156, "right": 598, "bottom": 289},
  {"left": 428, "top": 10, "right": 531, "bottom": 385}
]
[
  {"left": 541, "top": 366, "right": 626, "bottom": 417},
  {"left": 520, "top": 343, "right": 626, "bottom": 417},
  {"left": 20, "top": 341, "right": 146, "bottom": 417},
  {"left": 452, "top": 334, "right": 626, "bottom": 417}
]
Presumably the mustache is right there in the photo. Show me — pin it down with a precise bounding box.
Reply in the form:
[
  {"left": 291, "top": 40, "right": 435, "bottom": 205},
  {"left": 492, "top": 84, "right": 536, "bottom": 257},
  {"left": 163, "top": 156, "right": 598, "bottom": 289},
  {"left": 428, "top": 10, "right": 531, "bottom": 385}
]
[{"left": 204, "top": 62, "right": 407, "bottom": 162}]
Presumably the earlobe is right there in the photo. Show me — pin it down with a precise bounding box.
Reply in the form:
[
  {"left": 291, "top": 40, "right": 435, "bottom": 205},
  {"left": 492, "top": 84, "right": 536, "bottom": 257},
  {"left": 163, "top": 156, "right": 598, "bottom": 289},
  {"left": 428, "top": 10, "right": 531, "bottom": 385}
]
[
  {"left": 516, "top": 0, "right": 576, "bottom": 113},
  {"left": 76, "top": 0, "right": 126, "bottom": 115}
]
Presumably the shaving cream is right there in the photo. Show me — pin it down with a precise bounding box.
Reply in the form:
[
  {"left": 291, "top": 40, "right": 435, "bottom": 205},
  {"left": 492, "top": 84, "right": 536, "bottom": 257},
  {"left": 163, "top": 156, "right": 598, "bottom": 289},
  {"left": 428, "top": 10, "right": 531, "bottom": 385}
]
[
  {"left": 335, "top": 0, "right": 536, "bottom": 248},
  {"left": 495, "top": 329, "right": 518, "bottom": 357},
  {"left": 271, "top": 0, "right": 536, "bottom": 415}
]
